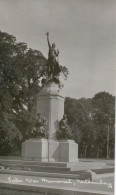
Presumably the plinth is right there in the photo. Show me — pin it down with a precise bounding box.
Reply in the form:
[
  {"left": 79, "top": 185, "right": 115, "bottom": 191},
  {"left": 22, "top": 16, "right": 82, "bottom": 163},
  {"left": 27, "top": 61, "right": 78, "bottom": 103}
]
[
  {"left": 22, "top": 138, "right": 48, "bottom": 161},
  {"left": 22, "top": 82, "right": 78, "bottom": 162},
  {"left": 37, "top": 82, "right": 65, "bottom": 139}
]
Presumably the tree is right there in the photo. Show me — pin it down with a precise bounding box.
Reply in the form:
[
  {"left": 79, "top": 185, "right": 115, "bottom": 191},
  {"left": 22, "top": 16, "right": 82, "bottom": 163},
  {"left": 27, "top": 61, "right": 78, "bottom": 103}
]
[
  {"left": 0, "top": 31, "right": 46, "bottom": 154},
  {"left": 92, "top": 92, "right": 115, "bottom": 158},
  {"left": 16, "top": 48, "right": 46, "bottom": 138},
  {"left": 65, "top": 97, "right": 95, "bottom": 157},
  {"left": 65, "top": 92, "right": 115, "bottom": 158},
  {"left": 0, "top": 31, "right": 26, "bottom": 154}
]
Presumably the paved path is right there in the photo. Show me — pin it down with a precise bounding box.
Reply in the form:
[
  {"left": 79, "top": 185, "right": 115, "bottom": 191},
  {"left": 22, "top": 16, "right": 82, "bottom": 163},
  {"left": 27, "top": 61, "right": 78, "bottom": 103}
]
[{"left": 0, "top": 173, "right": 114, "bottom": 194}]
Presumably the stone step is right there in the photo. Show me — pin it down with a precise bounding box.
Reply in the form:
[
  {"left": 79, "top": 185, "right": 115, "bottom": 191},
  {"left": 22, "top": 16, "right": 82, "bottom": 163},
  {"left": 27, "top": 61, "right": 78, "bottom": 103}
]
[
  {"left": 0, "top": 159, "right": 68, "bottom": 167},
  {"left": 0, "top": 158, "right": 113, "bottom": 174},
  {"left": 0, "top": 163, "right": 71, "bottom": 173},
  {"left": 0, "top": 158, "right": 106, "bottom": 167},
  {"left": 0, "top": 161, "right": 114, "bottom": 175},
  {"left": 0, "top": 169, "right": 92, "bottom": 180},
  {"left": 0, "top": 159, "right": 111, "bottom": 172},
  {"left": 0, "top": 182, "right": 112, "bottom": 195}
]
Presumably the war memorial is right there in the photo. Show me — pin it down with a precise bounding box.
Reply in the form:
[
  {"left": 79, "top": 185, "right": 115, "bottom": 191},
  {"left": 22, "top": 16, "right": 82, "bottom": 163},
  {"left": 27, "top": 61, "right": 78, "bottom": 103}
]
[
  {"left": 0, "top": 33, "right": 114, "bottom": 195},
  {"left": 22, "top": 32, "right": 78, "bottom": 163}
]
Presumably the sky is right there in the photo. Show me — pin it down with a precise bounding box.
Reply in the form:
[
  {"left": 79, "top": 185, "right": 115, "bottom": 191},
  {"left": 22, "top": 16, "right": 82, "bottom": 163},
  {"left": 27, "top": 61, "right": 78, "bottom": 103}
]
[{"left": 0, "top": 0, "right": 115, "bottom": 99}]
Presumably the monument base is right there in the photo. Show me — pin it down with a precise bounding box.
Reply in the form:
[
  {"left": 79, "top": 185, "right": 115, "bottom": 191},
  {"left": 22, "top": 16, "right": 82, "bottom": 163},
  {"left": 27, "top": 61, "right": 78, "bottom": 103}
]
[
  {"left": 22, "top": 138, "right": 48, "bottom": 162},
  {"left": 22, "top": 139, "right": 78, "bottom": 162}
]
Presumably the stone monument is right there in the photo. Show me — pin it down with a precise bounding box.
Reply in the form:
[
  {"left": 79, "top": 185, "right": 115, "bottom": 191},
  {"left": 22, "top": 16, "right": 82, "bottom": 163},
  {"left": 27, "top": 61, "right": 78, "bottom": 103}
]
[{"left": 22, "top": 33, "right": 78, "bottom": 162}]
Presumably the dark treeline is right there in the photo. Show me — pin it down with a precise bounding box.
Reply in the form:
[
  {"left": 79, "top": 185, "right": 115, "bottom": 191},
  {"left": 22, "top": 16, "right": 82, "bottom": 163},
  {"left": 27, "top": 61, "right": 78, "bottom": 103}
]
[
  {"left": 65, "top": 93, "right": 115, "bottom": 158},
  {"left": 0, "top": 31, "right": 115, "bottom": 158}
]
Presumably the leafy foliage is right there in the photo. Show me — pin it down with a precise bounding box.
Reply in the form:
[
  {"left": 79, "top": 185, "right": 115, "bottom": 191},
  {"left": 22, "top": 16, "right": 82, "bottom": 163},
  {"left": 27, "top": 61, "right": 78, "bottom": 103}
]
[
  {"left": 0, "top": 31, "right": 46, "bottom": 154},
  {"left": 65, "top": 93, "right": 115, "bottom": 158},
  {"left": 0, "top": 31, "right": 25, "bottom": 154},
  {"left": 92, "top": 92, "right": 115, "bottom": 158}
]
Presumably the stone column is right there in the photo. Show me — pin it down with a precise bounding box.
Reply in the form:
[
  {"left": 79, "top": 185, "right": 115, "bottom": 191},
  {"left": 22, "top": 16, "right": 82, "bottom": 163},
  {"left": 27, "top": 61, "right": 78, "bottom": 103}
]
[{"left": 37, "top": 82, "right": 65, "bottom": 139}]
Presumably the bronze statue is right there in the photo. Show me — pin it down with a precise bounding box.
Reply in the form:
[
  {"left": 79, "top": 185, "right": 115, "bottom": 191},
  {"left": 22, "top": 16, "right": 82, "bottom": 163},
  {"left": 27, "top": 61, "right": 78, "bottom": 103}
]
[
  {"left": 46, "top": 32, "right": 61, "bottom": 79},
  {"left": 31, "top": 113, "right": 48, "bottom": 138},
  {"left": 56, "top": 114, "right": 73, "bottom": 140},
  {"left": 41, "top": 32, "right": 69, "bottom": 88}
]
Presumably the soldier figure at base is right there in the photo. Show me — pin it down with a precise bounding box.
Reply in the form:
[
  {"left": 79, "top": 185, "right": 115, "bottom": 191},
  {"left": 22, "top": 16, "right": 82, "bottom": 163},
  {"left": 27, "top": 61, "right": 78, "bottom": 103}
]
[
  {"left": 56, "top": 114, "right": 73, "bottom": 140},
  {"left": 31, "top": 113, "right": 48, "bottom": 138}
]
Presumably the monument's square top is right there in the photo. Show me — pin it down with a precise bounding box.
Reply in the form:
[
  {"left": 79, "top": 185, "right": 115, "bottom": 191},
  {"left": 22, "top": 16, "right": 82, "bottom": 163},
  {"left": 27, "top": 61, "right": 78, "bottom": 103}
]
[{"left": 39, "top": 81, "right": 65, "bottom": 97}]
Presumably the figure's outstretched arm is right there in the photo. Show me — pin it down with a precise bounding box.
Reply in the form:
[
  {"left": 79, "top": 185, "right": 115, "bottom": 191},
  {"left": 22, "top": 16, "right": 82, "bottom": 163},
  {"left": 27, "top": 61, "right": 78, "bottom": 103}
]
[{"left": 46, "top": 32, "right": 51, "bottom": 47}]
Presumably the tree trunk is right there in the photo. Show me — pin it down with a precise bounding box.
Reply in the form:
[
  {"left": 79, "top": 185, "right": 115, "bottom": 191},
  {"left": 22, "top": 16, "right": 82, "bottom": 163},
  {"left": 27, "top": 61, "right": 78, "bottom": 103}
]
[
  {"left": 97, "top": 146, "right": 99, "bottom": 158},
  {"left": 84, "top": 145, "right": 87, "bottom": 158},
  {"left": 109, "top": 147, "right": 111, "bottom": 159},
  {"left": 107, "top": 122, "right": 110, "bottom": 159}
]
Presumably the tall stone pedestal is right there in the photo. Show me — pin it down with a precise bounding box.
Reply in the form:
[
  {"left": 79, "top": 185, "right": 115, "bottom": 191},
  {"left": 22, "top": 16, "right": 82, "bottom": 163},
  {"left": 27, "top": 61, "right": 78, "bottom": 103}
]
[
  {"left": 22, "top": 82, "right": 78, "bottom": 163},
  {"left": 37, "top": 82, "right": 64, "bottom": 139}
]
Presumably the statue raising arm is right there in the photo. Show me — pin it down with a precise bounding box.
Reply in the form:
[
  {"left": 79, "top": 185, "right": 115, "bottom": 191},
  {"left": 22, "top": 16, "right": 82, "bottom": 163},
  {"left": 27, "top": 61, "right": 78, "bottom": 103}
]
[{"left": 46, "top": 32, "right": 51, "bottom": 48}]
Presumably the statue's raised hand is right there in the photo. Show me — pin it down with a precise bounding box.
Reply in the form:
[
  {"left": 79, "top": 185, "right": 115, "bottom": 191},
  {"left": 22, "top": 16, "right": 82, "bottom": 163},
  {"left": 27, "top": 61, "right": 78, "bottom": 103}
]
[{"left": 46, "top": 32, "right": 49, "bottom": 36}]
